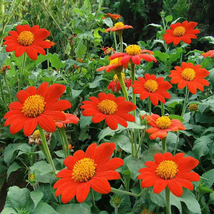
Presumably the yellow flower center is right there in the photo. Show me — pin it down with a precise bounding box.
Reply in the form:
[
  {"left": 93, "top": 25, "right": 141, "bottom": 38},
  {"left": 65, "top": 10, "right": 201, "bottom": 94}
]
[
  {"left": 98, "top": 99, "right": 118, "bottom": 115},
  {"left": 113, "top": 73, "right": 125, "bottom": 82},
  {"left": 110, "top": 58, "right": 121, "bottom": 66},
  {"left": 173, "top": 26, "right": 186, "bottom": 37},
  {"left": 114, "top": 22, "right": 124, "bottom": 28},
  {"left": 156, "top": 116, "right": 171, "bottom": 129},
  {"left": 17, "top": 31, "right": 34, "bottom": 46},
  {"left": 72, "top": 158, "right": 96, "bottom": 182},
  {"left": 156, "top": 160, "right": 179, "bottom": 179},
  {"left": 32, "top": 130, "right": 40, "bottom": 139},
  {"left": 144, "top": 79, "right": 158, "bottom": 93},
  {"left": 181, "top": 68, "right": 196, "bottom": 81},
  {"left": 22, "top": 94, "right": 46, "bottom": 117},
  {"left": 125, "top": 45, "right": 141, "bottom": 55},
  {"left": 189, "top": 104, "right": 198, "bottom": 111}
]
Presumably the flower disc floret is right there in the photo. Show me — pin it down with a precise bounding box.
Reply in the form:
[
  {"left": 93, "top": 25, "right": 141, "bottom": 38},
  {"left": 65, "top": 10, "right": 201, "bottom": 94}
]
[
  {"left": 72, "top": 158, "right": 96, "bottom": 182},
  {"left": 114, "top": 22, "right": 124, "bottom": 28},
  {"left": 181, "top": 68, "right": 196, "bottom": 81},
  {"left": 113, "top": 73, "right": 125, "bottom": 82},
  {"left": 22, "top": 94, "right": 46, "bottom": 117},
  {"left": 125, "top": 45, "right": 141, "bottom": 55},
  {"left": 17, "top": 31, "right": 34, "bottom": 46},
  {"left": 98, "top": 100, "right": 118, "bottom": 115},
  {"left": 156, "top": 160, "right": 178, "bottom": 179},
  {"left": 156, "top": 116, "right": 171, "bottom": 129},
  {"left": 144, "top": 79, "right": 158, "bottom": 93},
  {"left": 173, "top": 26, "right": 186, "bottom": 37},
  {"left": 32, "top": 130, "right": 40, "bottom": 139}
]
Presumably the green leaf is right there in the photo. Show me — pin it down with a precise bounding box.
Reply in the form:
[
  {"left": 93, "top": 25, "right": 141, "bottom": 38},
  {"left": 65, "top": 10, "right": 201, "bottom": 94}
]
[
  {"left": 169, "top": 114, "right": 184, "bottom": 122},
  {"left": 103, "top": 17, "right": 113, "bottom": 28},
  {"left": 1, "top": 207, "right": 17, "bottom": 214},
  {"left": 30, "top": 191, "right": 44, "bottom": 210},
  {"left": 165, "top": 15, "right": 173, "bottom": 23},
  {"left": 154, "top": 51, "right": 169, "bottom": 63},
  {"left": 0, "top": 157, "right": 7, "bottom": 174},
  {"left": 150, "top": 190, "right": 165, "bottom": 207},
  {"left": 94, "top": 28, "right": 105, "bottom": 39},
  {"left": 193, "top": 136, "right": 211, "bottom": 159},
  {"left": 71, "top": 89, "right": 82, "bottom": 99},
  {"left": 89, "top": 76, "right": 104, "bottom": 88},
  {"left": 73, "top": 8, "right": 84, "bottom": 17},
  {"left": 80, "top": 115, "right": 92, "bottom": 128},
  {"left": 111, "top": 134, "right": 132, "bottom": 153},
  {"left": 48, "top": 53, "right": 65, "bottom": 70},
  {"left": 56, "top": 203, "right": 91, "bottom": 214},
  {"left": 6, "top": 162, "right": 21, "bottom": 181},
  {"left": 0, "top": 52, "right": 7, "bottom": 68},
  {"left": 82, "top": 0, "right": 91, "bottom": 14},
  {"left": 75, "top": 40, "right": 86, "bottom": 59},
  {"left": 32, "top": 202, "right": 58, "bottom": 214},
  {"left": 201, "top": 169, "right": 214, "bottom": 188}
]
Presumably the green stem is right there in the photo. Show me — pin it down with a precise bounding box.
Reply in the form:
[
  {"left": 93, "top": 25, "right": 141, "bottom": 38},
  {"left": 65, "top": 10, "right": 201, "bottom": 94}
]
[
  {"left": 58, "top": 128, "right": 68, "bottom": 158},
  {"left": 148, "top": 99, "right": 152, "bottom": 115},
  {"left": 165, "top": 187, "right": 171, "bottom": 214},
  {"left": 162, "top": 137, "right": 167, "bottom": 152},
  {"left": 173, "top": 131, "right": 180, "bottom": 155},
  {"left": 161, "top": 102, "right": 164, "bottom": 116},
  {"left": 0, "top": 77, "right": 8, "bottom": 110},
  {"left": 117, "top": 72, "right": 129, "bottom": 101},
  {"left": 61, "top": 128, "right": 70, "bottom": 157},
  {"left": 18, "top": 52, "right": 26, "bottom": 91},
  {"left": 111, "top": 187, "right": 141, "bottom": 198},
  {"left": 181, "top": 87, "right": 189, "bottom": 118},
  {"left": 90, "top": 190, "right": 96, "bottom": 207},
  {"left": 38, "top": 125, "right": 56, "bottom": 174},
  {"left": 115, "top": 207, "right": 118, "bottom": 214},
  {"left": 113, "top": 32, "right": 118, "bottom": 51},
  {"left": 3, "top": 73, "right": 11, "bottom": 102},
  {"left": 119, "top": 34, "right": 123, "bottom": 52},
  {"left": 47, "top": 49, "right": 50, "bottom": 74}
]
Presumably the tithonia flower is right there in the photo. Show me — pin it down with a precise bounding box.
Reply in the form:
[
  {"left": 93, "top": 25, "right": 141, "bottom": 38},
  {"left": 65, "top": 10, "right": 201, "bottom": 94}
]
[
  {"left": 3, "top": 24, "right": 51, "bottom": 60},
  {"left": 109, "top": 45, "right": 157, "bottom": 69},
  {"left": 97, "top": 57, "right": 123, "bottom": 73},
  {"left": 45, "top": 39, "right": 55, "bottom": 47},
  {"left": 105, "top": 22, "right": 133, "bottom": 33},
  {"left": 142, "top": 114, "right": 186, "bottom": 140},
  {"left": 80, "top": 92, "right": 136, "bottom": 130},
  {"left": 4, "top": 82, "right": 71, "bottom": 136},
  {"left": 53, "top": 142, "right": 124, "bottom": 203},
  {"left": 188, "top": 104, "right": 198, "bottom": 111},
  {"left": 132, "top": 74, "right": 172, "bottom": 106},
  {"left": 102, "top": 46, "right": 115, "bottom": 55},
  {"left": 163, "top": 21, "right": 200, "bottom": 45},
  {"left": 202, "top": 50, "right": 214, "bottom": 58},
  {"left": 28, "top": 129, "right": 51, "bottom": 146},
  {"left": 108, "top": 73, "right": 132, "bottom": 93},
  {"left": 169, "top": 62, "right": 209, "bottom": 94},
  {"left": 0, "top": 65, "right": 10, "bottom": 73},
  {"left": 55, "top": 113, "right": 79, "bottom": 128},
  {"left": 138, "top": 152, "right": 200, "bottom": 197},
  {"left": 103, "top": 13, "right": 121, "bottom": 20}
]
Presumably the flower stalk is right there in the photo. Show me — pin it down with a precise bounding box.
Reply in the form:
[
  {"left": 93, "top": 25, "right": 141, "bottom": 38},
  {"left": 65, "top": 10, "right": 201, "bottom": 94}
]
[
  {"left": 116, "top": 72, "right": 129, "bottom": 101},
  {"left": 18, "top": 52, "right": 26, "bottom": 91},
  {"left": 165, "top": 187, "right": 171, "bottom": 214}
]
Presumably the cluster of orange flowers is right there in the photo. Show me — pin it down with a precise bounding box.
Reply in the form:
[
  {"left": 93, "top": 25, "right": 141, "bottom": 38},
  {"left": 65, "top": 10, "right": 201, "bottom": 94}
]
[{"left": 3, "top": 13, "right": 212, "bottom": 206}]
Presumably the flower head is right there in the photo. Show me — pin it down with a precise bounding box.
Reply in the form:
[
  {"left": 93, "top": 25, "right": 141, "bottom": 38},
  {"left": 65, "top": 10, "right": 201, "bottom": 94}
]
[
  {"left": 55, "top": 113, "right": 79, "bottom": 128},
  {"left": 132, "top": 74, "right": 172, "bottom": 106},
  {"left": 4, "top": 82, "right": 71, "bottom": 136},
  {"left": 142, "top": 114, "right": 186, "bottom": 140},
  {"left": 202, "top": 50, "right": 214, "bottom": 58},
  {"left": 97, "top": 57, "right": 123, "bottom": 73},
  {"left": 163, "top": 21, "right": 200, "bottom": 45},
  {"left": 80, "top": 92, "right": 136, "bottom": 130},
  {"left": 109, "top": 45, "right": 157, "bottom": 69},
  {"left": 169, "top": 62, "right": 209, "bottom": 94},
  {"left": 102, "top": 46, "right": 115, "bottom": 55},
  {"left": 28, "top": 129, "right": 51, "bottom": 145},
  {"left": 103, "top": 13, "right": 121, "bottom": 20},
  {"left": 138, "top": 152, "right": 200, "bottom": 197},
  {"left": 105, "top": 22, "right": 133, "bottom": 34},
  {"left": 108, "top": 73, "right": 132, "bottom": 93},
  {"left": 3, "top": 24, "right": 51, "bottom": 60},
  {"left": 0, "top": 65, "right": 10, "bottom": 73},
  {"left": 53, "top": 142, "right": 124, "bottom": 203},
  {"left": 189, "top": 104, "right": 198, "bottom": 111},
  {"left": 45, "top": 39, "right": 55, "bottom": 47}
]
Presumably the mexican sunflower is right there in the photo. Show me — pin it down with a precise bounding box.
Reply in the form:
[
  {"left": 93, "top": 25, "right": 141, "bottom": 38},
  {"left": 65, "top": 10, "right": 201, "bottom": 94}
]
[
  {"left": 142, "top": 114, "right": 186, "bottom": 140},
  {"left": 103, "top": 13, "right": 121, "bottom": 20},
  {"left": 109, "top": 45, "right": 157, "bottom": 69},
  {"left": 132, "top": 74, "right": 172, "bottom": 106},
  {"left": 169, "top": 62, "right": 209, "bottom": 94},
  {"left": 55, "top": 113, "right": 79, "bottom": 128},
  {"left": 4, "top": 82, "right": 71, "bottom": 136},
  {"left": 3, "top": 24, "right": 51, "bottom": 60},
  {"left": 163, "top": 21, "right": 200, "bottom": 45},
  {"left": 202, "top": 50, "right": 214, "bottom": 58},
  {"left": 138, "top": 152, "right": 200, "bottom": 197},
  {"left": 105, "top": 22, "right": 133, "bottom": 33},
  {"left": 80, "top": 92, "right": 136, "bottom": 130},
  {"left": 97, "top": 57, "right": 123, "bottom": 73},
  {"left": 108, "top": 73, "right": 132, "bottom": 93},
  {"left": 53, "top": 142, "right": 124, "bottom": 203}
]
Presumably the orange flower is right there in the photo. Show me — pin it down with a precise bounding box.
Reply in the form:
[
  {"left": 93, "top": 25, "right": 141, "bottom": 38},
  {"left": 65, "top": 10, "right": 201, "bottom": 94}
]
[
  {"left": 109, "top": 45, "right": 157, "bottom": 69},
  {"left": 105, "top": 22, "right": 133, "bottom": 33},
  {"left": 142, "top": 114, "right": 186, "bottom": 140},
  {"left": 169, "top": 62, "right": 209, "bottom": 94},
  {"left": 55, "top": 113, "right": 79, "bottom": 128},
  {"left": 97, "top": 57, "right": 123, "bottom": 73},
  {"left": 138, "top": 152, "right": 200, "bottom": 197},
  {"left": 103, "top": 13, "right": 121, "bottom": 20},
  {"left": 102, "top": 46, "right": 115, "bottom": 55},
  {"left": 45, "top": 39, "right": 55, "bottom": 47},
  {"left": 80, "top": 92, "right": 136, "bottom": 130},
  {"left": 3, "top": 24, "right": 51, "bottom": 60},
  {"left": 132, "top": 74, "right": 172, "bottom": 106},
  {"left": 108, "top": 73, "right": 132, "bottom": 93},
  {"left": 4, "top": 82, "right": 71, "bottom": 136},
  {"left": 163, "top": 21, "right": 200, "bottom": 45},
  {"left": 202, "top": 50, "right": 214, "bottom": 58},
  {"left": 74, "top": 59, "right": 84, "bottom": 69},
  {"left": 53, "top": 142, "right": 124, "bottom": 203}
]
